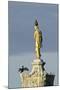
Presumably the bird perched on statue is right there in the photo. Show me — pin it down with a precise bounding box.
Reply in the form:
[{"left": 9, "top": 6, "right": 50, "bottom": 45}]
[
  {"left": 41, "top": 59, "right": 46, "bottom": 71},
  {"left": 18, "top": 65, "right": 29, "bottom": 73}
]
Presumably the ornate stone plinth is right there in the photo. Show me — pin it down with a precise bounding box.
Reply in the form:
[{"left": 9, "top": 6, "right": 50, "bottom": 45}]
[{"left": 20, "top": 59, "right": 46, "bottom": 88}]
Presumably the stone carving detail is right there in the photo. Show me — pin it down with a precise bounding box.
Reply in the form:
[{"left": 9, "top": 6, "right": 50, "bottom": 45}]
[{"left": 19, "top": 59, "right": 46, "bottom": 87}]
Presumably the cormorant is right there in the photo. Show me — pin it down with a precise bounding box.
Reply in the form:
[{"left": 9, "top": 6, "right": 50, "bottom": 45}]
[{"left": 18, "top": 65, "right": 29, "bottom": 73}]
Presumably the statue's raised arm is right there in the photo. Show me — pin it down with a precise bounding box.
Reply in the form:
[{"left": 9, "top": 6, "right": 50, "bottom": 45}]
[{"left": 34, "top": 20, "right": 43, "bottom": 59}]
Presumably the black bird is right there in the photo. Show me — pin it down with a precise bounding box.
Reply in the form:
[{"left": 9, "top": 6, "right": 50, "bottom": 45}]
[
  {"left": 18, "top": 65, "right": 29, "bottom": 73},
  {"left": 41, "top": 59, "right": 46, "bottom": 71}
]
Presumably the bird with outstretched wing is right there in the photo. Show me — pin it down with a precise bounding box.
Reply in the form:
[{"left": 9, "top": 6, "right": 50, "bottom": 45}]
[{"left": 18, "top": 65, "right": 29, "bottom": 73}]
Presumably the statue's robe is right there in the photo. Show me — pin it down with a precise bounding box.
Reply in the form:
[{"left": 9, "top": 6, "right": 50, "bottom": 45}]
[{"left": 34, "top": 30, "right": 42, "bottom": 58}]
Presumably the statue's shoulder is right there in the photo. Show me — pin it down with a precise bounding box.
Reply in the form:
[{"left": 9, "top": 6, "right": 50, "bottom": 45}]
[{"left": 39, "top": 30, "right": 42, "bottom": 34}]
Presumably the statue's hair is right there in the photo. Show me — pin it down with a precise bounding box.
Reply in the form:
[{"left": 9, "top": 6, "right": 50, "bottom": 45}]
[{"left": 35, "top": 19, "right": 38, "bottom": 26}]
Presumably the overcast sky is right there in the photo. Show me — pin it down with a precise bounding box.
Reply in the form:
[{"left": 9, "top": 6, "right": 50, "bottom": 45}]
[{"left": 8, "top": 1, "right": 58, "bottom": 56}]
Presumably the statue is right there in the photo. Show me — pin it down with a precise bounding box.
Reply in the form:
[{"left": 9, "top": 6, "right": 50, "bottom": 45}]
[
  {"left": 34, "top": 20, "right": 43, "bottom": 59},
  {"left": 19, "top": 20, "right": 55, "bottom": 88}
]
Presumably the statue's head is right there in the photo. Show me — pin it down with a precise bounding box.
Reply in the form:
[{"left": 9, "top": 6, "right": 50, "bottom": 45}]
[
  {"left": 34, "top": 19, "right": 39, "bottom": 31},
  {"left": 35, "top": 19, "right": 38, "bottom": 26}
]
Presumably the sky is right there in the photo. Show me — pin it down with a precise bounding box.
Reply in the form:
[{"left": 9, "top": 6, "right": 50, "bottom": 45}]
[
  {"left": 8, "top": 1, "right": 58, "bottom": 88},
  {"left": 8, "top": 1, "right": 58, "bottom": 56}
]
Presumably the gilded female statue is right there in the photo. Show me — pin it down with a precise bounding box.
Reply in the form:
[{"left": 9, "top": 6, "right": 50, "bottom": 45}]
[{"left": 34, "top": 20, "right": 43, "bottom": 59}]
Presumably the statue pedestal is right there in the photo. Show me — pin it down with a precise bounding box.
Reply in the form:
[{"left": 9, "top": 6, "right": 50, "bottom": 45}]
[
  {"left": 30, "top": 59, "right": 46, "bottom": 87},
  {"left": 30, "top": 59, "right": 42, "bottom": 75},
  {"left": 20, "top": 59, "right": 46, "bottom": 87}
]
